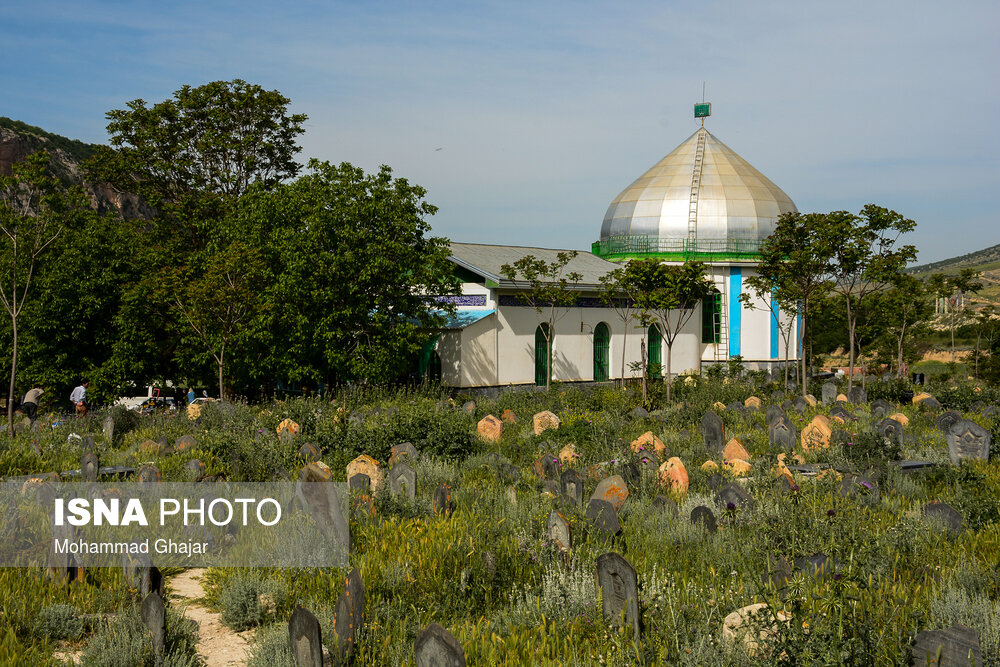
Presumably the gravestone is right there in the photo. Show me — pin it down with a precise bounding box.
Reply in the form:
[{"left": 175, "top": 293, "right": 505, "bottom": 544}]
[
  {"left": 183, "top": 459, "right": 205, "bottom": 482},
  {"left": 345, "top": 568, "right": 366, "bottom": 634},
  {"left": 334, "top": 572, "right": 366, "bottom": 666},
  {"left": 497, "top": 463, "right": 520, "bottom": 484},
  {"left": 946, "top": 420, "right": 991, "bottom": 464},
  {"left": 81, "top": 434, "right": 96, "bottom": 452},
  {"left": 585, "top": 498, "right": 621, "bottom": 538},
  {"left": 461, "top": 401, "right": 476, "bottom": 414},
  {"left": 726, "top": 401, "right": 745, "bottom": 414},
  {"left": 541, "top": 480, "right": 561, "bottom": 497},
  {"left": 922, "top": 501, "right": 964, "bottom": 537},
  {"left": 765, "top": 405, "right": 785, "bottom": 428},
  {"left": 701, "top": 411, "right": 725, "bottom": 454},
  {"left": 706, "top": 472, "right": 725, "bottom": 492},
  {"left": 910, "top": 625, "right": 982, "bottom": 667},
  {"left": 533, "top": 453, "right": 560, "bottom": 480},
  {"left": 762, "top": 554, "right": 792, "bottom": 593},
  {"left": 415, "top": 623, "right": 466, "bottom": 667},
  {"left": 289, "top": 606, "right": 324, "bottom": 667},
  {"left": 348, "top": 473, "right": 370, "bottom": 494},
  {"left": 830, "top": 405, "right": 856, "bottom": 422},
  {"left": 768, "top": 417, "right": 796, "bottom": 450},
  {"left": 389, "top": 462, "right": 417, "bottom": 501},
  {"left": 175, "top": 434, "right": 197, "bottom": 452},
  {"left": 983, "top": 405, "right": 1000, "bottom": 419},
  {"left": 792, "top": 396, "right": 809, "bottom": 413},
  {"left": 847, "top": 386, "right": 866, "bottom": 404},
  {"left": 714, "top": 483, "right": 755, "bottom": 511},
  {"left": 821, "top": 382, "right": 838, "bottom": 405},
  {"left": 795, "top": 552, "right": 838, "bottom": 579},
  {"left": 102, "top": 416, "right": 114, "bottom": 443},
  {"left": 591, "top": 475, "right": 629, "bottom": 512},
  {"left": 346, "top": 455, "right": 383, "bottom": 495},
  {"left": 620, "top": 462, "right": 640, "bottom": 490},
  {"left": 596, "top": 552, "right": 641, "bottom": 640},
  {"left": 137, "top": 464, "right": 161, "bottom": 485},
  {"left": 80, "top": 451, "right": 99, "bottom": 483},
  {"left": 140, "top": 591, "right": 166, "bottom": 666},
  {"left": 476, "top": 415, "right": 503, "bottom": 443},
  {"left": 433, "top": 483, "right": 454, "bottom": 517},
  {"left": 532, "top": 410, "right": 561, "bottom": 435},
  {"left": 839, "top": 475, "right": 880, "bottom": 505},
  {"left": 389, "top": 442, "right": 419, "bottom": 466},
  {"left": 300, "top": 462, "right": 333, "bottom": 483},
  {"left": 936, "top": 410, "right": 962, "bottom": 433},
  {"left": 651, "top": 495, "right": 679, "bottom": 517},
  {"left": 690, "top": 505, "right": 717, "bottom": 533},
  {"left": 871, "top": 399, "right": 892, "bottom": 419},
  {"left": 297, "top": 443, "right": 321, "bottom": 463},
  {"left": 877, "top": 418, "right": 905, "bottom": 447},
  {"left": 631, "top": 406, "right": 649, "bottom": 419},
  {"left": 560, "top": 468, "right": 584, "bottom": 506},
  {"left": 548, "top": 511, "right": 571, "bottom": 552}
]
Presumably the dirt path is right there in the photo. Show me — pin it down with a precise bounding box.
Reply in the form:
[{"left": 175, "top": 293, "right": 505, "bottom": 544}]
[{"left": 171, "top": 568, "right": 253, "bottom": 667}]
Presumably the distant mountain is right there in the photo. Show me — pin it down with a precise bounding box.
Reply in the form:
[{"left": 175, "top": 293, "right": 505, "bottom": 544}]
[
  {"left": 0, "top": 117, "right": 151, "bottom": 219},
  {"left": 908, "top": 243, "right": 1000, "bottom": 277}
]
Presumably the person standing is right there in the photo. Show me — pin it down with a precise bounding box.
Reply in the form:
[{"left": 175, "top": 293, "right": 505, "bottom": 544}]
[
  {"left": 21, "top": 387, "right": 43, "bottom": 423},
  {"left": 70, "top": 380, "right": 89, "bottom": 417},
  {"left": 187, "top": 387, "right": 196, "bottom": 405}
]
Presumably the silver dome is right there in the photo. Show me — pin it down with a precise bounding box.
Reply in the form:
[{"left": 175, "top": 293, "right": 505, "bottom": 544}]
[{"left": 600, "top": 128, "right": 797, "bottom": 245}]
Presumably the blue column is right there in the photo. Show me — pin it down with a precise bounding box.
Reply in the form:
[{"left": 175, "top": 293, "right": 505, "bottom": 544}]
[
  {"left": 729, "top": 267, "right": 741, "bottom": 357},
  {"left": 770, "top": 291, "right": 779, "bottom": 359}
]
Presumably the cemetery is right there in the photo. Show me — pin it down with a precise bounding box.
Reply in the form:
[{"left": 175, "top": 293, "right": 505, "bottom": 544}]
[{"left": 0, "top": 374, "right": 998, "bottom": 665}]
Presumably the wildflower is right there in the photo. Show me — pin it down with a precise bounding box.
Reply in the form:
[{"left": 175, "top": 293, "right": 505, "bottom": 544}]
[
  {"left": 833, "top": 573, "right": 843, "bottom": 581},
  {"left": 790, "top": 483, "right": 800, "bottom": 492},
  {"left": 827, "top": 509, "right": 836, "bottom": 518},
  {"left": 726, "top": 502, "right": 736, "bottom": 512}
]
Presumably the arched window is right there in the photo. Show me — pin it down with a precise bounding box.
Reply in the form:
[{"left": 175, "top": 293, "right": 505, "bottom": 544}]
[
  {"left": 534, "top": 323, "right": 551, "bottom": 387},
  {"left": 593, "top": 322, "right": 610, "bottom": 382},
  {"left": 647, "top": 323, "right": 662, "bottom": 378},
  {"left": 702, "top": 288, "right": 722, "bottom": 344}
]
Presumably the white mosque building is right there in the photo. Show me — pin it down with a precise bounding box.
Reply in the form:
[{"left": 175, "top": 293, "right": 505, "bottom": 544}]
[{"left": 429, "top": 111, "right": 801, "bottom": 389}]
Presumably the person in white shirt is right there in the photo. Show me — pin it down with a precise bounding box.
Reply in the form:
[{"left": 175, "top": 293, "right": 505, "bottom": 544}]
[{"left": 69, "top": 380, "right": 89, "bottom": 417}]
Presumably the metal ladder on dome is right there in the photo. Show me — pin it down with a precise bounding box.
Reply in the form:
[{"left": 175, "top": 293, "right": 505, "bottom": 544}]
[{"left": 687, "top": 129, "right": 707, "bottom": 241}]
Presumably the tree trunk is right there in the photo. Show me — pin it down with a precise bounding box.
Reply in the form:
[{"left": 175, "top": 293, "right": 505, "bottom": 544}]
[
  {"left": 7, "top": 316, "right": 17, "bottom": 436},
  {"left": 799, "top": 303, "right": 808, "bottom": 397},
  {"left": 664, "top": 343, "right": 672, "bottom": 403},
  {"left": 951, "top": 315, "right": 956, "bottom": 364},
  {"left": 217, "top": 345, "right": 225, "bottom": 402},
  {"left": 621, "top": 324, "right": 628, "bottom": 387},
  {"left": 845, "top": 297, "right": 855, "bottom": 393},
  {"left": 546, "top": 332, "right": 553, "bottom": 390},
  {"left": 640, "top": 339, "right": 647, "bottom": 407}
]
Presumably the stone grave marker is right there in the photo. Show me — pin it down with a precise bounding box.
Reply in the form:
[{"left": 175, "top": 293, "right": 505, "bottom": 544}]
[
  {"left": 800, "top": 417, "right": 832, "bottom": 451},
  {"left": 946, "top": 420, "right": 991, "bottom": 464},
  {"left": 175, "top": 434, "right": 197, "bottom": 452},
  {"left": 300, "top": 461, "right": 333, "bottom": 483},
  {"left": 501, "top": 408, "right": 517, "bottom": 423},
  {"left": 714, "top": 483, "right": 755, "bottom": 511},
  {"left": 348, "top": 473, "right": 370, "bottom": 494},
  {"left": 389, "top": 462, "right": 416, "bottom": 501},
  {"left": 476, "top": 415, "right": 503, "bottom": 443},
  {"left": 345, "top": 568, "right": 366, "bottom": 633},
  {"left": 533, "top": 410, "right": 561, "bottom": 435},
  {"left": 922, "top": 501, "right": 963, "bottom": 537},
  {"left": 585, "top": 498, "right": 621, "bottom": 538},
  {"left": 183, "top": 459, "right": 205, "bottom": 482},
  {"left": 792, "top": 396, "right": 809, "bottom": 413},
  {"left": 701, "top": 411, "right": 725, "bottom": 454},
  {"left": 102, "top": 416, "right": 114, "bottom": 443},
  {"left": 591, "top": 475, "right": 629, "bottom": 512},
  {"left": 871, "top": 399, "right": 892, "bottom": 419},
  {"left": 766, "top": 405, "right": 785, "bottom": 428},
  {"left": 726, "top": 401, "right": 745, "bottom": 414},
  {"left": 541, "top": 480, "right": 561, "bottom": 497},
  {"left": 706, "top": 472, "right": 725, "bottom": 492},
  {"left": 839, "top": 475, "right": 879, "bottom": 505},
  {"left": 141, "top": 591, "right": 166, "bottom": 666},
  {"left": 651, "top": 495, "right": 679, "bottom": 517},
  {"left": 560, "top": 468, "right": 584, "bottom": 506},
  {"left": 334, "top": 572, "right": 366, "bottom": 667},
  {"left": 910, "top": 625, "right": 982, "bottom": 667},
  {"left": 461, "top": 401, "right": 476, "bottom": 414},
  {"left": 497, "top": 463, "right": 520, "bottom": 484},
  {"left": 877, "top": 417, "right": 905, "bottom": 448},
  {"left": 631, "top": 406, "right": 649, "bottom": 419},
  {"left": 80, "top": 434, "right": 96, "bottom": 452},
  {"left": 80, "top": 451, "right": 99, "bottom": 483},
  {"left": 768, "top": 417, "right": 796, "bottom": 450},
  {"left": 137, "top": 464, "right": 161, "bottom": 485},
  {"left": 533, "top": 453, "right": 560, "bottom": 480},
  {"left": 415, "top": 623, "right": 466, "bottom": 667},
  {"left": 821, "top": 382, "right": 838, "bottom": 405},
  {"left": 690, "top": 505, "right": 717, "bottom": 533},
  {"left": 723, "top": 437, "right": 750, "bottom": 462},
  {"left": 794, "top": 552, "right": 835, "bottom": 579},
  {"left": 762, "top": 554, "right": 792, "bottom": 593},
  {"left": 433, "top": 483, "right": 454, "bottom": 516},
  {"left": 982, "top": 404, "right": 1000, "bottom": 419},
  {"left": 745, "top": 396, "right": 762, "bottom": 410},
  {"left": 297, "top": 442, "right": 321, "bottom": 463},
  {"left": 596, "top": 552, "right": 641, "bottom": 640},
  {"left": 389, "top": 442, "right": 419, "bottom": 466},
  {"left": 620, "top": 462, "right": 640, "bottom": 489},
  {"left": 830, "top": 405, "right": 856, "bottom": 422},
  {"left": 847, "top": 386, "right": 866, "bottom": 404},
  {"left": 630, "top": 431, "right": 666, "bottom": 457},
  {"left": 936, "top": 410, "right": 962, "bottom": 433},
  {"left": 289, "top": 605, "right": 324, "bottom": 667},
  {"left": 548, "top": 510, "right": 571, "bottom": 552},
  {"left": 347, "top": 455, "right": 383, "bottom": 495}
]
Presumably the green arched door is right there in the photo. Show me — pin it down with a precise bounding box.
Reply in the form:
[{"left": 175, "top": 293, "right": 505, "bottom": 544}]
[
  {"left": 593, "top": 322, "right": 610, "bottom": 382},
  {"left": 535, "top": 323, "right": 550, "bottom": 386},
  {"left": 647, "top": 324, "right": 662, "bottom": 378}
]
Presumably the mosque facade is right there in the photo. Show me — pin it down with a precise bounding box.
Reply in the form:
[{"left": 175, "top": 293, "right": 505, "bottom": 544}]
[{"left": 431, "top": 116, "right": 801, "bottom": 388}]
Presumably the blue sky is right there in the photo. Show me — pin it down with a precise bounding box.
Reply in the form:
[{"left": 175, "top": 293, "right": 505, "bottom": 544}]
[{"left": 4, "top": 0, "right": 997, "bottom": 263}]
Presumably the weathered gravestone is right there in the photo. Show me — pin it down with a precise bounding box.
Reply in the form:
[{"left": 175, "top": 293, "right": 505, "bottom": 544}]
[
  {"left": 346, "top": 455, "right": 383, "bottom": 495},
  {"left": 839, "top": 475, "right": 880, "bottom": 505},
  {"left": 726, "top": 401, "right": 745, "bottom": 414},
  {"left": 433, "top": 483, "right": 454, "bottom": 517},
  {"left": 936, "top": 410, "right": 962, "bottom": 433},
  {"left": 137, "top": 464, "right": 161, "bottom": 485},
  {"left": 585, "top": 498, "right": 621, "bottom": 538},
  {"left": 821, "top": 382, "right": 838, "bottom": 405},
  {"left": 289, "top": 605, "right": 324, "bottom": 667},
  {"left": 982, "top": 405, "right": 1000, "bottom": 419},
  {"left": 348, "top": 473, "right": 370, "bottom": 495},
  {"left": 415, "top": 623, "right": 466, "bottom": 667},
  {"left": 80, "top": 434, "right": 96, "bottom": 452},
  {"left": 847, "top": 386, "right": 866, "bottom": 404},
  {"left": 715, "top": 483, "right": 755, "bottom": 511},
  {"left": 946, "top": 420, "right": 991, "bottom": 465},
  {"left": 548, "top": 510, "right": 571, "bottom": 552},
  {"left": 591, "top": 475, "right": 629, "bottom": 512},
  {"left": 533, "top": 453, "right": 560, "bottom": 480},
  {"left": 497, "top": 463, "right": 520, "bottom": 484},
  {"left": 102, "top": 415, "right": 115, "bottom": 444},
  {"left": 922, "top": 501, "right": 964, "bottom": 537},
  {"left": 651, "top": 495, "right": 679, "bottom": 517},
  {"left": 389, "top": 462, "right": 416, "bottom": 501},
  {"left": 334, "top": 571, "right": 366, "bottom": 666},
  {"left": 300, "top": 462, "right": 332, "bottom": 483},
  {"left": 141, "top": 591, "right": 166, "bottom": 666},
  {"left": 871, "top": 399, "right": 892, "bottom": 419},
  {"left": 596, "top": 552, "right": 641, "bottom": 640},
  {"left": 389, "top": 442, "right": 419, "bottom": 466},
  {"left": 701, "top": 411, "right": 725, "bottom": 454},
  {"left": 910, "top": 624, "right": 982, "bottom": 667},
  {"left": 175, "top": 434, "right": 197, "bottom": 452},
  {"left": 297, "top": 474, "right": 351, "bottom": 552},
  {"left": 297, "top": 443, "right": 321, "bottom": 463},
  {"left": 183, "top": 459, "right": 205, "bottom": 482},
  {"left": 461, "top": 401, "right": 476, "bottom": 414},
  {"left": 792, "top": 396, "right": 809, "bottom": 413},
  {"left": 762, "top": 554, "right": 792, "bottom": 593},
  {"left": 541, "top": 480, "right": 561, "bottom": 497},
  {"left": 533, "top": 410, "right": 561, "bottom": 435},
  {"left": 620, "top": 462, "right": 640, "bottom": 490},
  {"left": 765, "top": 405, "right": 785, "bottom": 428},
  {"left": 795, "top": 552, "right": 836, "bottom": 579},
  {"left": 560, "top": 468, "right": 584, "bottom": 506},
  {"left": 877, "top": 418, "right": 905, "bottom": 448},
  {"left": 768, "top": 417, "right": 796, "bottom": 450},
  {"left": 690, "top": 505, "right": 717, "bottom": 533},
  {"left": 122, "top": 551, "right": 162, "bottom": 597},
  {"left": 631, "top": 406, "right": 649, "bottom": 420},
  {"left": 830, "top": 405, "right": 856, "bottom": 422},
  {"left": 80, "top": 451, "right": 99, "bottom": 483}
]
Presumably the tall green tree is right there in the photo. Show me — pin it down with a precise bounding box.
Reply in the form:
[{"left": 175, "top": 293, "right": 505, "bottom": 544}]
[
  {"left": 820, "top": 205, "right": 916, "bottom": 391},
  {"left": 0, "top": 151, "right": 88, "bottom": 431},
  {"left": 501, "top": 251, "right": 582, "bottom": 390},
  {"left": 623, "top": 259, "right": 712, "bottom": 402},
  {"left": 598, "top": 265, "right": 642, "bottom": 384},
  {"left": 243, "top": 160, "right": 459, "bottom": 386}
]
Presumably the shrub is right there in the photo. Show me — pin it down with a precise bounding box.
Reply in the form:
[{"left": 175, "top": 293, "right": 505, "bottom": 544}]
[
  {"left": 35, "top": 603, "right": 82, "bottom": 641},
  {"left": 219, "top": 574, "right": 286, "bottom": 631},
  {"left": 247, "top": 623, "right": 294, "bottom": 667},
  {"left": 928, "top": 579, "right": 1000, "bottom": 664}
]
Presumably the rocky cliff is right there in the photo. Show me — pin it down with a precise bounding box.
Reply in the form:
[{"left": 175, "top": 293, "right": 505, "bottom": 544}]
[{"left": 0, "top": 118, "right": 151, "bottom": 219}]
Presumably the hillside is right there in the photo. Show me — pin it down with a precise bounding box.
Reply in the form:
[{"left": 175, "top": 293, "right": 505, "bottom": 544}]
[
  {"left": 0, "top": 117, "right": 150, "bottom": 219},
  {"left": 908, "top": 242, "right": 1000, "bottom": 277}
]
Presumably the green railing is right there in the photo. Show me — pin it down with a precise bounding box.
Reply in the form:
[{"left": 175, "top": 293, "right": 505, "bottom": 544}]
[{"left": 591, "top": 236, "right": 762, "bottom": 261}]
